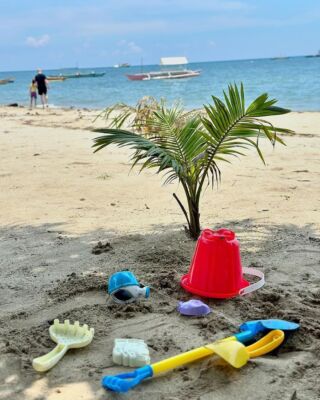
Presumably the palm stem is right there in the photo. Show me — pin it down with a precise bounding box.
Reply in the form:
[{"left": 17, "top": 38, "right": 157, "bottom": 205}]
[{"left": 173, "top": 193, "right": 191, "bottom": 231}]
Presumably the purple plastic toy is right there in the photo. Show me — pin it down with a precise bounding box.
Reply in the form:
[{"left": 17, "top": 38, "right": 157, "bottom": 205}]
[{"left": 177, "top": 299, "right": 211, "bottom": 316}]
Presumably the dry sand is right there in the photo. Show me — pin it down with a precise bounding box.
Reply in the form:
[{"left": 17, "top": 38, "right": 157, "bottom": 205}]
[{"left": 0, "top": 106, "right": 319, "bottom": 400}]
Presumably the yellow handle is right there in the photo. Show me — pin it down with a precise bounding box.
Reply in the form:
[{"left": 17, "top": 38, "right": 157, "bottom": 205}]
[
  {"left": 32, "top": 344, "right": 68, "bottom": 372},
  {"left": 151, "top": 330, "right": 284, "bottom": 376},
  {"left": 152, "top": 346, "right": 213, "bottom": 375},
  {"left": 247, "top": 330, "right": 284, "bottom": 358},
  {"left": 152, "top": 336, "right": 237, "bottom": 375}
]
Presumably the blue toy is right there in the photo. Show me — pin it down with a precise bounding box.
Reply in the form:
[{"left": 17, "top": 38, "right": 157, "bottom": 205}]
[{"left": 108, "top": 271, "right": 150, "bottom": 304}]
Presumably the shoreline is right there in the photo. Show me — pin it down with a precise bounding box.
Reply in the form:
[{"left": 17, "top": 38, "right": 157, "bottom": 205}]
[
  {"left": 2, "top": 103, "right": 320, "bottom": 113},
  {"left": 0, "top": 54, "right": 316, "bottom": 74}
]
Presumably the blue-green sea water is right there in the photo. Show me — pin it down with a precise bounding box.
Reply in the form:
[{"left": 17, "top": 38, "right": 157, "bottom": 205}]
[{"left": 0, "top": 56, "right": 319, "bottom": 110}]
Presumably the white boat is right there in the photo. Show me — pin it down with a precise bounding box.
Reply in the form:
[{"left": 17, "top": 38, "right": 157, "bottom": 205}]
[
  {"left": 127, "top": 57, "right": 200, "bottom": 81},
  {"left": 306, "top": 50, "right": 320, "bottom": 58},
  {"left": 114, "top": 63, "right": 130, "bottom": 68}
]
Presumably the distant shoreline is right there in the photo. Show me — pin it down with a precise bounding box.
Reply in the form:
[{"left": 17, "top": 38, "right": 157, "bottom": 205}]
[
  {"left": 0, "top": 54, "right": 317, "bottom": 74},
  {"left": 1, "top": 103, "right": 320, "bottom": 113},
  {"left": 1, "top": 58, "right": 319, "bottom": 111}
]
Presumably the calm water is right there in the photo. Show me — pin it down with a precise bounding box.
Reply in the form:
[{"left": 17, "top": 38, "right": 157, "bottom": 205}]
[{"left": 0, "top": 57, "right": 319, "bottom": 111}]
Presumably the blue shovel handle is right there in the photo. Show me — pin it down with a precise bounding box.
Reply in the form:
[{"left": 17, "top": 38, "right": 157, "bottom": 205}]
[
  {"left": 234, "top": 329, "right": 257, "bottom": 343},
  {"left": 101, "top": 365, "right": 153, "bottom": 393},
  {"left": 234, "top": 319, "right": 300, "bottom": 343}
]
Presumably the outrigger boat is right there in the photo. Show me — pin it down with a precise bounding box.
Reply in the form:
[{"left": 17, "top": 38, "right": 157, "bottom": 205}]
[
  {"left": 47, "top": 76, "right": 66, "bottom": 81},
  {"left": 48, "top": 71, "right": 105, "bottom": 80},
  {"left": 127, "top": 57, "right": 200, "bottom": 81},
  {"left": 0, "top": 78, "right": 14, "bottom": 85},
  {"left": 127, "top": 70, "right": 200, "bottom": 81},
  {"left": 62, "top": 71, "right": 105, "bottom": 79}
]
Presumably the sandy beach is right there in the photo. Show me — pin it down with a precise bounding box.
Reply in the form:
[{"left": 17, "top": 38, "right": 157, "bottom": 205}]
[{"left": 0, "top": 106, "right": 319, "bottom": 399}]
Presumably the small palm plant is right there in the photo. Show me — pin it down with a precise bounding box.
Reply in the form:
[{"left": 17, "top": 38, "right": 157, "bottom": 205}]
[
  {"left": 93, "top": 83, "right": 292, "bottom": 239},
  {"left": 95, "top": 96, "right": 162, "bottom": 136}
]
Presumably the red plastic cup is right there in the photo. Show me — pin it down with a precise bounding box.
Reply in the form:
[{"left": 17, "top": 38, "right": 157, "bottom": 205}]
[{"left": 181, "top": 228, "right": 249, "bottom": 298}]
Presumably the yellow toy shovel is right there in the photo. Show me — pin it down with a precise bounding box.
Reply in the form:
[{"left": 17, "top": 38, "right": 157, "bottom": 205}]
[
  {"left": 102, "top": 330, "right": 284, "bottom": 392},
  {"left": 33, "top": 319, "right": 94, "bottom": 372},
  {"left": 205, "top": 329, "right": 284, "bottom": 368}
]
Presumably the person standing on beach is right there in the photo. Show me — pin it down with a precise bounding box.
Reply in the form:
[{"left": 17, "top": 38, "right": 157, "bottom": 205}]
[
  {"left": 34, "top": 69, "right": 49, "bottom": 108},
  {"left": 29, "top": 79, "right": 37, "bottom": 109}
]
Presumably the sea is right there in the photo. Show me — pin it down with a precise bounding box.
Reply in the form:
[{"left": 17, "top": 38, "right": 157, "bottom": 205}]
[{"left": 0, "top": 56, "right": 319, "bottom": 111}]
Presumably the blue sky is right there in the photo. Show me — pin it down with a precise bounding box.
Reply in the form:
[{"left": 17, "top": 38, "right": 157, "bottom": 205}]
[{"left": 0, "top": 0, "right": 319, "bottom": 71}]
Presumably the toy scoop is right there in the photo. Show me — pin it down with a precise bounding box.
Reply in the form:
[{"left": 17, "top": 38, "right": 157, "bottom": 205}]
[
  {"left": 206, "top": 329, "right": 284, "bottom": 368},
  {"left": 102, "top": 330, "right": 284, "bottom": 393},
  {"left": 32, "top": 319, "right": 94, "bottom": 372},
  {"left": 234, "top": 319, "right": 299, "bottom": 342}
]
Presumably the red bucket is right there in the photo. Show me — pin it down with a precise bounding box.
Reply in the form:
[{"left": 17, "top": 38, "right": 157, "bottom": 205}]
[{"left": 181, "top": 228, "right": 249, "bottom": 298}]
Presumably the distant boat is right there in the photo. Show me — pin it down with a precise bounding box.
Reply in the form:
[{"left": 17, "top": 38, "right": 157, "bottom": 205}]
[
  {"left": 52, "top": 71, "right": 106, "bottom": 79},
  {"left": 64, "top": 71, "right": 105, "bottom": 78},
  {"left": 114, "top": 63, "right": 130, "bottom": 68},
  {"left": 47, "top": 76, "right": 66, "bottom": 81},
  {"left": 306, "top": 50, "right": 320, "bottom": 58},
  {"left": 0, "top": 78, "right": 14, "bottom": 85},
  {"left": 127, "top": 57, "right": 200, "bottom": 81},
  {"left": 127, "top": 70, "right": 201, "bottom": 81},
  {"left": 271, "top": 56, "right": 289, "bottom": 60}
]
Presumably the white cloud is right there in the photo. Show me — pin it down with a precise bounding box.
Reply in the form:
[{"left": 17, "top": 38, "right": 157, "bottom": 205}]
[
  {"left": 117, "top": 39, "right": 127, "bottom": 46},
  {"left": 127, "top": 41, "right": 142, "bottom": 53},
  {"left": 115, "top": 39, "right": 143, "bottom": 55},
  {"left": 26, "top": 34, "right": 50, "bottom": 48},
  {"left": 82, "top": 20, "right": 166, "bottom": 36}
]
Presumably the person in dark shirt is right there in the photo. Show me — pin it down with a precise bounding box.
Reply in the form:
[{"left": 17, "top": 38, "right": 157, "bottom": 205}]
[{"left": 34, "top": 68, "right": 49, "bottom": 108}]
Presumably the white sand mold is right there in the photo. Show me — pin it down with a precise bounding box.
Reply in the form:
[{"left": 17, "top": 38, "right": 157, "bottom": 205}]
[{"left": 113, "top": 338, "right": 150, "bottom": 367}]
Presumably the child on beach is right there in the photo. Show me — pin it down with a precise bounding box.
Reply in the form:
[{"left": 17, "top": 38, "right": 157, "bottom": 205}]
[{"left": 29, "top": 79, "right": 37, "bottom": 109}]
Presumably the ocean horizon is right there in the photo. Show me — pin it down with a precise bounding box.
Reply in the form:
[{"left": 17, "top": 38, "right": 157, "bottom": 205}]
[{"left": 0, "top": 56, "right": 319, "bottom": 111}]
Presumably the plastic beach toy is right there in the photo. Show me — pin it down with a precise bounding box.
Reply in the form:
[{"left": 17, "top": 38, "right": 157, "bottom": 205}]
[
  {"left": 206, "top": 329, "right": 284, "bottom": 368},
  {"left": 113, "top": 339, "right": 150, "bottom": 367},
  {"left": 108, "top": 271, "right": 150, "bottom": 304},
  {"left": 235, "top": 319, "right": 299, "bottom": 342},
  {"left": 101, "top": 330, "right": 284, "bottom": 393},
  {"left": 177, "top": 299, "right": 211, "bottom": 316},
  {"left": 101, "top": 319, "right": 299, "bottom": 392},
  {"left": 181, "top": 228, "right": 265, "bottom": 298},
  {"left": 32, "top": 319, "right": 94, "bottom": 372}
]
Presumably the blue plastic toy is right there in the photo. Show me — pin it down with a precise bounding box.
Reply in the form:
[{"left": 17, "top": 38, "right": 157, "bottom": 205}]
[{"left": 108, "top": 271, "right": 150, "bottom": 304}]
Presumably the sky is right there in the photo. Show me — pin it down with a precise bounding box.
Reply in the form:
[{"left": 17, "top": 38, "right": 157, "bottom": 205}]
[{"left": 0, "top": 0, "right": 319, "bottom": 71}]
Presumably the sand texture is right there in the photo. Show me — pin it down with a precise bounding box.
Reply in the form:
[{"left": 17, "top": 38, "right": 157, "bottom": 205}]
[{"left": 0, "top": 106, "right": 319, "bottom": 399}]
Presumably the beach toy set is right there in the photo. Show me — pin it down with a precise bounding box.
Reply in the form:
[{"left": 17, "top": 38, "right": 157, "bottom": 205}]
[
  {"left": 101, "top": 319, "right": 299, "bottom": 393},
  {"left": 103, "top": 331, "right": 284, "bottom": 392},
  {"left": 31, "top": 229, "right": 299, "bottom": 394},
  {"left": 32, "top": 316, "right": 299, "bottom": 382}
]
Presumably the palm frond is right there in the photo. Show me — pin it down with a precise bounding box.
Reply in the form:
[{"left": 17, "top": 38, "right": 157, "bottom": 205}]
[
  {"left": 92, "top": 83, "right": 293, "bottom": 239},
  {"left": 196, "top": 83, "right": 292, "bottom": 201}
]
